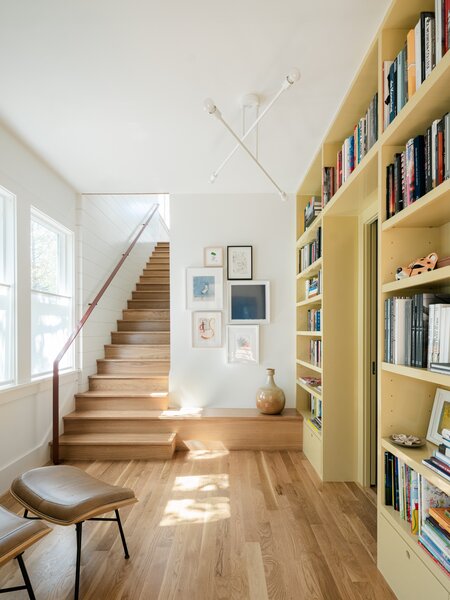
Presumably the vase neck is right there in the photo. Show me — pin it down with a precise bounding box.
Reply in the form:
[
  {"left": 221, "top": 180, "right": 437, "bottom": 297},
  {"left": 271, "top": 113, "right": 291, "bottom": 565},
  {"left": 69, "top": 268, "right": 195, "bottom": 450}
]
[{"left": 266, "top": 374, "right": 275, "bottom": 386}]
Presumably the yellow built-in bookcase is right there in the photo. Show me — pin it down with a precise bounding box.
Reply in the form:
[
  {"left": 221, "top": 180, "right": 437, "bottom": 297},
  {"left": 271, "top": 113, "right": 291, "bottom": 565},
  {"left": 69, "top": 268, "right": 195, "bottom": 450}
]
[{"left": 296, "top": 0, "right": 450, "bottom": 596}]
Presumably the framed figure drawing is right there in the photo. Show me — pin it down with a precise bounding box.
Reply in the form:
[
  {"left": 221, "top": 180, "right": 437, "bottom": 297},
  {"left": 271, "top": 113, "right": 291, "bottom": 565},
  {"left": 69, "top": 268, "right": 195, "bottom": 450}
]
[
  {"left": 186, "top": 267, "right": 223, "bottom": 310},
  {"left": 227, "top": 325, "right": 259, "bottom": 364},
  {"left": 192, "top": 312, "right": 222, "bottom": 348},
  {"left": 228, "top": 281, "right": 270, "bottom": 324},
  {"left": 427, "top": 388, "right": 450, "bottom": 445},
  {"left": 227, "top": 246, "right": 252, "bottom": 280},
  {"left": 204, "top": 247, "right": 223, "bottom": 267}
]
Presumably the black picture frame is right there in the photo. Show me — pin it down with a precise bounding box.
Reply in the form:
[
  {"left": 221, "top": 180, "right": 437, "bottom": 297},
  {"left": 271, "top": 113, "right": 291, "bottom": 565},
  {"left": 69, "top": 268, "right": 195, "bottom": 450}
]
[{"left": 227, "top": 245, "right": 253, "bottom": 280}]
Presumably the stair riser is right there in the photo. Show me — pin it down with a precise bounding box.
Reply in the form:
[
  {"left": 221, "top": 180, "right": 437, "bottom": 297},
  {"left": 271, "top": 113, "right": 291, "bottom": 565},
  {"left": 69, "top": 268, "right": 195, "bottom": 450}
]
[
  {"left": 151, "top": 253, "right": 170, "bottom": 258},
  {"left": 75, "top": 397, "right": 170, "bottom": 411},
  {"left": 146, "top": 259, "right": 169, "bottom": 266},
  {"left": 58, "top": 444, "right": 175, "bottom": 461},
  {"left": 142, "top": 269, "right": 169, "bottom": 276},
  {"left": 64, "top": 419, "right": 173, "bottom": 435},
  {"left": 123, "top": 309, "right": 169, "bottom": 320},
  {"left": 112, "top": 332, "right": 170, "bottom": 344},
  {"left": 131, "top": 291, "right": 170, "bottom": 299},
  {"left": 127, "top": 301, "right": 170, "bottom": 309},
  {"left": 96, "top": 360, "right": 170, "bottom": 375},
  {"left": 117, "top": 321, "right": 170, "bottom": 332},
  {"left": 136, "top": 283, "right": 170, "bottom": 290},
  {"left": 104, "top": 345, "right": 170, "bottom": 359},
  {"left": 89, "top": 377, "right": 168, "bottom": 391},
  {"left": 139, "top": 277, "right": 170, "bottom": 285}
]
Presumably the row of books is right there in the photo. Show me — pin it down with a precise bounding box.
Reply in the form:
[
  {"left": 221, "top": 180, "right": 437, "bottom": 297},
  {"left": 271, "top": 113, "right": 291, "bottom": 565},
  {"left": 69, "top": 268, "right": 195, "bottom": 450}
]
[
  {"left": 305, "top": 271, "right": 322, "bottom": 299},
  {"left": 298, "top": 376, "right": 322, "bottom": 393},
  {"left": 384, "top": 293, "right": 450, "bottom": 367},
  {"left": 431, "top": 362, "right": 450, "bottom": 375},
  {"left": 299, "top": 227, "right": 322, "bottom": 273},
  {"left": 423, "top": 429, "right": 450, "bottom": 483},
  {"left": 322, "top": 166, "right": 335, "bottom": 208},
  {"left": 336, "top": 92, "right": 379, "bottom": 189},
  {"left": 385, "top": 112, "right": 450, "bottom": 219},
  {"left": 309, "top": 393, "right": 322, "bottom": 433},
  {"left": 306, "top": 308, "right": 321, "bottom": 332},
  {"left": 303, "top": 196, "right": 321, "bottom": 229},
  {"left": 384, "top": 450, "right": 450, "bottom": 574},
  {"left": 383, "top": 6, "right": 450, "bottom": 131},
  {"left": 308, "top": 339, "right": 322, "bottom": 368}
]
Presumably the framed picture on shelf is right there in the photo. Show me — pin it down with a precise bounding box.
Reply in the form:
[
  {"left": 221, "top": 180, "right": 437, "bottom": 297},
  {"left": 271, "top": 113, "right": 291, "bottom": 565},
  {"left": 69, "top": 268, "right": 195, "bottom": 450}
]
[
  {"left": 228, "top": 281, "right": 270, "bottom": 324},
  {"left": 204, "top": 246, "right": 223, "bottom": 267},
  {"left": 427, "top": 388, "right": 450, "bottom": 445},
  {"left": 227, "top": 325, "right": 259, "bottom": 364},
  {"left": 227, "top": 245, "right": 252, "bottom": 280},
  {"left": 192, "top": 312, "right": 222, "bottom": 348},
  {"left": 186, "top": 267, "right": 223, "bottom": 310}
]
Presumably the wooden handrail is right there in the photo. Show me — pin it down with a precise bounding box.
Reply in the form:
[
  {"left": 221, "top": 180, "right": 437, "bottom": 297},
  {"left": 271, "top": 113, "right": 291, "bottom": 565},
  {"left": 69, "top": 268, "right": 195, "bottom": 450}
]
[{"left": 52, "top": 203, "right": 160, "bottom": 464}]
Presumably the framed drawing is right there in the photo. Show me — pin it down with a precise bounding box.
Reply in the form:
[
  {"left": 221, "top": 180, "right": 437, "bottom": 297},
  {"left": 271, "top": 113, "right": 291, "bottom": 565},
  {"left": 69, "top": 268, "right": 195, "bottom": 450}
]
[
  {"left": 204, "top": 246, "right": 223, "bottom": 267},
  {"left": 192, "top": 312, "right": 222, "bottom": 348},
  {"left": 427, "top": 388, "right": 450, "bottom": 445},
  {"left": 227, "top": 325, "right": 259, "bottom": 364},
  {"left": 228, "top": 281, "right": 270, "bottom": 324},
  {"left": 186, "top": 267, "right": 223, "bottom": 310},
  {"left": 227, "top": 246, "right": 252, "bottom": 280}
]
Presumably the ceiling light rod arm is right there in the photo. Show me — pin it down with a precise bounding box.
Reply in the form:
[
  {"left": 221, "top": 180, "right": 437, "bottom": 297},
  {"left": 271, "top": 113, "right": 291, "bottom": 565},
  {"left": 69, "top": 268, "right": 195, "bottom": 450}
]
[
  {"left": 215, "top": 112, "right": 287, "bottom": 200},
  {"left": 210, "top": 68, "right": 300, "bottom": 183}
]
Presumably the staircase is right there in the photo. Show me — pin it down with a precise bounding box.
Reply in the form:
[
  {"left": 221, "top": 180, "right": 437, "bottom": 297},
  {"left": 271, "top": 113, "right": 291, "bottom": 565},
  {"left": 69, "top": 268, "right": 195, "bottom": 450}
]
[{"left": 58, "top": 242, "right": 176, "bottom": 460}]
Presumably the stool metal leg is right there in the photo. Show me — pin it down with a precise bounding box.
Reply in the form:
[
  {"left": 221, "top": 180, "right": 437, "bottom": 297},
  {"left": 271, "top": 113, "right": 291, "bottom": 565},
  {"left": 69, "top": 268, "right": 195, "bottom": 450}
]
[
  {"left": 74, "top": 522, "right": 83, "bottom": 600},
  {"left": 16, "top": 553, "right": 36, "bottom": 600},
  {"left": 115, "top": 510, "right": 130, "bottom": 559}
]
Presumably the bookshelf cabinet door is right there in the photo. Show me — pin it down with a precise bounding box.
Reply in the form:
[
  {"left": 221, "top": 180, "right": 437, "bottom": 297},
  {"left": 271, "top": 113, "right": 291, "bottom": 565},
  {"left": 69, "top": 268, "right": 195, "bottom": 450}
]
[
  {"left": 378, "top": 515, "right": 448, "bottom": 600},
  {"left": 302, "top": 426, "right": 322, "bottom": 478}
]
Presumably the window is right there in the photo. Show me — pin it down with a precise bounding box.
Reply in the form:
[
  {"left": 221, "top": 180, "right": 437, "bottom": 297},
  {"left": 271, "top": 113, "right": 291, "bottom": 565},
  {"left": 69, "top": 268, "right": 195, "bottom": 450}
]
[
  {"left": 0, "top": 187, "right": 15, "bottom": 386},
  {"left": 31, "top": 209, "right": 74, "bottom": 377}
]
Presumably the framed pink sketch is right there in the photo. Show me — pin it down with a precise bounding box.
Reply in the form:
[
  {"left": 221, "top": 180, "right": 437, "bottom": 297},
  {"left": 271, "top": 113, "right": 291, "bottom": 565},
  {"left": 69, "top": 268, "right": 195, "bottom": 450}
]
[{"left": 192, "top": 312, "right": 222, "bottom": 348}]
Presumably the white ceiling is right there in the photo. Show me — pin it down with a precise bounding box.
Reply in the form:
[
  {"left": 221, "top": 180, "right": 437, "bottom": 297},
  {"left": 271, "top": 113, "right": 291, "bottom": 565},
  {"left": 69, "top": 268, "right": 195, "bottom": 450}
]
[{"left": 0, "top": 0, "right": 390, "bottom": 195}]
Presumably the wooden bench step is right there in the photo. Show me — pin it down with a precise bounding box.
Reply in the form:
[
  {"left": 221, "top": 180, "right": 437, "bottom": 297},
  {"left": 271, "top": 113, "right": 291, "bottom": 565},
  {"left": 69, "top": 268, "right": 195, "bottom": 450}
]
[{"left": 56, "top": 432, "right": 176, "bottom": 460}]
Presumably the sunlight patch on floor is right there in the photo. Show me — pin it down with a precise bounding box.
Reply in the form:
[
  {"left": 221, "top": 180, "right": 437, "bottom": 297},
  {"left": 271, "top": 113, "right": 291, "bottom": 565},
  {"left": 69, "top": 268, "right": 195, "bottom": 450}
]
[
  {"left": 159, "top": 407, "right": 204, "bottom": 418},
  {"left": 160, "top": 497, "right": 230, "bottom": 526},
  {"left": 172, "top": 474, "right": 229, "bottom": 493}
]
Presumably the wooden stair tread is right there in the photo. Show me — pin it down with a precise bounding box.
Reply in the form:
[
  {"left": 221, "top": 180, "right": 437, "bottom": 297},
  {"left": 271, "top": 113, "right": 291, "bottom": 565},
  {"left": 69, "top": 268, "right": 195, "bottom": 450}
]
[
  {"left": 89, "top": 374, "right": 168, "bottom": 379},
  {"left": 66, "top": 407, "right": 301, "bottom": 421},
  {"left": 58, "top": 432, "right": 176, "bottom": 445},
  {"left": 65, "top": 410, "right": 170, "bottom": 419},
  {"left": 105, "top": 344, "right": 170, "bottom": 348},
  {"left": 75, "top": 391, "right": 169, "bottom": 398},
  {"left": 97, "top": 358, "right": 170, "bottom": 363}
]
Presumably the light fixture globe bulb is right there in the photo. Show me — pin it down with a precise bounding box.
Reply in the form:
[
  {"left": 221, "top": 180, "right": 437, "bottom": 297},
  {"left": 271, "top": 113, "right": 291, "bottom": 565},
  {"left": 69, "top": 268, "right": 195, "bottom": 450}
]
[
  {"left": 280, "top": 191, "right": 288, "bottom": 201},
  {"left": 210, "top": 173, "right": 217, "bottom": 183},
  {"left": 204, "top": 98, "right": 216, "bottom": 114},
  {"left": 287, "top": 68, "right": 301, "bottom": 85}
]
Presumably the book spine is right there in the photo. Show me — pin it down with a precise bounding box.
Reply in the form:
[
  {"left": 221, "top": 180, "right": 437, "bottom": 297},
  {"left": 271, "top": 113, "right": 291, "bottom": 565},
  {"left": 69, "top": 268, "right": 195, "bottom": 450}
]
[{"left": 407, "top": 29, "right": 416, "bottom": 99}]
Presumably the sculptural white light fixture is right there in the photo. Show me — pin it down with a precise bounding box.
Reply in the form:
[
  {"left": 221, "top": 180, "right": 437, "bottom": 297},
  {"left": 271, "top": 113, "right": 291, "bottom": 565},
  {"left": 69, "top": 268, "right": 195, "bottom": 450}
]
[{"left": 204, "top": 68, "right": 300, "bottom": 200}]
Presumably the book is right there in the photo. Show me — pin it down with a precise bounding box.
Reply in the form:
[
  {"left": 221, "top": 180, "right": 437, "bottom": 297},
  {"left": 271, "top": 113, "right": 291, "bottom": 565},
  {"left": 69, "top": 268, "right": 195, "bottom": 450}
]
[
  {"left": 406, "top": 29, "right": 417, "bottom": 100},
  {"left": 423, "top": 458, "right": 450, "bottom": 481},
  {"left": 430, "top": 507, "right": 450, "bottom": 535}
]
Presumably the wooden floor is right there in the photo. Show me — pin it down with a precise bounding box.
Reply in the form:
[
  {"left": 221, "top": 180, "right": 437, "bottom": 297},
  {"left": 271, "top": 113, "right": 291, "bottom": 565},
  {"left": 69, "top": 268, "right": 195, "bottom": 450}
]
[{"left": 0, "top": 451, "right": 395, "bottom": 600}]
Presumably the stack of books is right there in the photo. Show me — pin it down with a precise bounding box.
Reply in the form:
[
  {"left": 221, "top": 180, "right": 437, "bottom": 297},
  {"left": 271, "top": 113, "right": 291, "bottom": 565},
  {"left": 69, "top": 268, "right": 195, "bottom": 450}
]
[
  {"left": 305, "top": 270, "right": 322, "bottom": 298},
  {"left": 383, "top": 6, "right": 450, "bottom": 131},
  {"left": 306, "top": 308, "right": 321, "bottom": 332},
  {"left": 423, "top": 430, "right": 450, "bottom": 482},
  {"left": 385, "top": 112, "right": 450, "bottom": 219},
  {"left": 385, "top": 450, "right": 450, "bottom": 573},
  {"left": 336, "top": 92, "right": 378, "bottom": 188},
  {"left": 299, "top": 227, "right": 322, "bottom": 273},
  {"left": 309, "top": 339, "right": 322, "bottom": 367},
  {"left": 384, "top": 293, "right": 450, "bottom": 367},
  {"left": 309, "top": 393, "right": 322, "bottom": 433},
  {"left": 322, "top": 166, "right": 335, "bottom": 207},
  {"left": 303, "top": 196, "right": 321, "bottom": 229},
  {"left": 430, "top": 362, "right": 450, "bottom": 375},
  {"left": 298, "top": 376, "right": 321, "bottom": 392}
]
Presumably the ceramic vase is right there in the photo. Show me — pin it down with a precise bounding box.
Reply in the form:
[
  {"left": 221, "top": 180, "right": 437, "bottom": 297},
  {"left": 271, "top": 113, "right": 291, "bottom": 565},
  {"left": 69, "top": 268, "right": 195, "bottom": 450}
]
[{"left": 256, "top": 368, "right": 285, "bottom": 415}]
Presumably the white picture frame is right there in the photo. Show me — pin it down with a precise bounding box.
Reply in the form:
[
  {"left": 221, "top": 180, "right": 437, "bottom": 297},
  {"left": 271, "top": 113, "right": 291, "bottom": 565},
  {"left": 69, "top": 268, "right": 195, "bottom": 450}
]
[
  {"left": 427, "top": 388, "right": 450, "bottom": 446},
  {"left": 227, "top": 325, "right": 259, "bottom": 364},
  {"left": 227, "top": 245, "right": 252, "bottom": 280},
  {"left": 192, "top": 312, "right": 222, "bottom": 348},
  {"left": 204, "top": 246, "right": 223, "bottom": 267},
  {"left": 228, "top": 281, "right": 270, "bottom": 324},
  {"left": 186, "top": 267, "right": 223, "bottom": 310}
]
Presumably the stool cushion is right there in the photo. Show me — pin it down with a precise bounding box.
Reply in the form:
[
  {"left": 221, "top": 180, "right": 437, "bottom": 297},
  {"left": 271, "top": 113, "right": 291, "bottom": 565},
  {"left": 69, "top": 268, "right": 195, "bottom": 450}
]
[
  {"left": 10, "top": 465, "right": 136, "bottom": 525},
  {"left": 0, "top": 505, "right": 50, "bottom": 566}
]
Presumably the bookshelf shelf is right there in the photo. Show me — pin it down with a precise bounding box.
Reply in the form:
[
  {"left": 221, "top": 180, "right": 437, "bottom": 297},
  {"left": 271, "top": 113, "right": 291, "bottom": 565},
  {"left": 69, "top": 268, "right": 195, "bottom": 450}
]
[
  {"left": 296, "top": 359, "right": 322, "bottom": 374},
  {"left": 381, "top": 438, "right": 450, "bottom": 497},
  {"left": 296, "top": 215, "right": 322, "bottom": 248},
  {"left": 380, "top": 504, "right": 450, "bottom": 591},
  {"left": 296, "top": 331, "right": 322, "bottom": 337},
  {"left": 382, "top": 178, "right": 450, "bottom": 230},
  {"left": 296, "top": 378, "right": 322, "bottom": 400},
  {"left": 381, "top": 362, "right": 450, "bottom": 386},
  {"left": 381, "top": 265, "right": 450, "bottom": 293},
  {"left": 297, "top": 257, "right": 322, "bottom": 279},
  {"left": 296, "top": 295, "right": 323, "bottom": 308}
]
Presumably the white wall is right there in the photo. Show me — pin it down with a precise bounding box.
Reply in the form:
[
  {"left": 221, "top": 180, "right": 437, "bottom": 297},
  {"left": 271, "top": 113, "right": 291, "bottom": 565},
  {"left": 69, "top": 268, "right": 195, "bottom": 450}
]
[
  {"left": 78, "top": 194, "right": 168, "bottom": 388},
  {"left": 170, "top": 193, "right": 295, "bottom": 409},
  {"left": 0, "top": 122, "right": 79, "bottom": 492}
]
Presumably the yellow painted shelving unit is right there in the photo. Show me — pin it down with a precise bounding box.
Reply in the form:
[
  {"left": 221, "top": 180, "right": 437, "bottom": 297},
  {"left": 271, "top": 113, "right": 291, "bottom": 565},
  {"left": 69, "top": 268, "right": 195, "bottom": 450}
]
[{"left": 296, "top": 0, "right": 450, "bottom": 596}]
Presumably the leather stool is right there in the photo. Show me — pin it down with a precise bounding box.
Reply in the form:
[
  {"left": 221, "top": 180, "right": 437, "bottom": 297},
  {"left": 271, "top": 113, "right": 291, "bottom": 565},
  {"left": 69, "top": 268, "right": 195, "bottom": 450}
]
[
  {"left": 0, "top": 505, "right": 50, "bottom": 599},
  {"left": 10, "top": 465, "right": 137, "bottom": 600}
]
